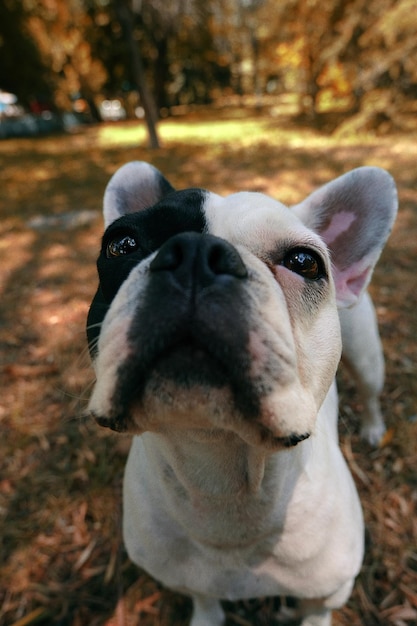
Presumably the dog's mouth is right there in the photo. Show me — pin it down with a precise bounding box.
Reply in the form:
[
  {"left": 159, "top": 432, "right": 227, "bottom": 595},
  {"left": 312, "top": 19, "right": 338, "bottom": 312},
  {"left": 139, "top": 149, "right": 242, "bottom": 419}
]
[
  {"left": 109, "top": 329, "right": 261, "bottom": 421},
  {"left": 149, "top": 339, "right": 230, "bottom": 386},
  {"left": 90, "top": 288, "right": 312, "bottom": 449},
  {"left": 91, "top": 333, "right": 311, "bottom": 449}
]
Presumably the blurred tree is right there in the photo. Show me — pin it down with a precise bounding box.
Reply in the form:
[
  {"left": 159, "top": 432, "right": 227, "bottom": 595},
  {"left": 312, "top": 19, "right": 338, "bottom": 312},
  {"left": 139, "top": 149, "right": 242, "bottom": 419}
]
[
  {"left": 132, "top": 0, "right": 222, "bottom": 109},
  {"left": 289, "top": 0, "right": 361, "bottom": 117},
  {"left": 114, "top": 0, "right": 160, "bottom": 148},
  {"left": 0, "top": 0, "right": 53, "bottom": 107},
  {"left": 24, "top": 0, "right": 107, "bottom": 116},
  {"left": 238, "top": 0, "right": 417, "bottom": 129},
  {"left": 1, "top": 0, "right": 416, "bottom": 133},
  {"left": 345, "top": 0, "right": 417, "bottom": 131}
]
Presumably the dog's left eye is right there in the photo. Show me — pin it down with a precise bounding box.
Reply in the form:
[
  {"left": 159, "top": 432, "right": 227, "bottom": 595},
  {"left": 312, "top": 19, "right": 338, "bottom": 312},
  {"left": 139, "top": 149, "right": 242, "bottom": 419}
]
[
  {"left": 282, "top": 248, "right": 325, "bottom": 280},
  {"left": 106, "top": 235, "right": 139, "bottom": 258}
]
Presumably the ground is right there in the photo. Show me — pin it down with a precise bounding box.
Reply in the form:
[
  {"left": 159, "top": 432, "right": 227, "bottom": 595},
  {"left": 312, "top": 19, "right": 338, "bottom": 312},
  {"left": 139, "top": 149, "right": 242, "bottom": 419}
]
[{"left": 0, "top": 105, "right": 416, "bottom": 626}]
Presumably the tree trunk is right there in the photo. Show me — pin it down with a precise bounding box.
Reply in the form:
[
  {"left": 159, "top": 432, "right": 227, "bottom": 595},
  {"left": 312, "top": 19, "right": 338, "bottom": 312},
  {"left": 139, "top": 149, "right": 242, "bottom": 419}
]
[
  {"left": 115, "top": 0, "right": 160, "bottom": 149},
  {"left": 154, "top": 37, "right": 170, "bottom": 111}
]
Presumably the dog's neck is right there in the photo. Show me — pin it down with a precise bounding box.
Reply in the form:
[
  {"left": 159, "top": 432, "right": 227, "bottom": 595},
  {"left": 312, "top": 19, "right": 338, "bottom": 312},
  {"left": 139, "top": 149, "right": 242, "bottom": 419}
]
[
  {"left": 142, "top": 427, "right": 311, "bottom": 500},
  {"left": 138, "top": 427, "right": 317, "bottom": 551}
]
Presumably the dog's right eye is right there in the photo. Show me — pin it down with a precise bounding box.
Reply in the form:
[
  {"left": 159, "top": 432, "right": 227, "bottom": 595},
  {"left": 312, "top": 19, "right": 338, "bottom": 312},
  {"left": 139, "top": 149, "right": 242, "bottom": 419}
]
[
  {"left": 106, "top": 235, "right": 139, "bottom": 258},
  {"left": 281, "top": 248, "right": 326, "bottom": 280}
]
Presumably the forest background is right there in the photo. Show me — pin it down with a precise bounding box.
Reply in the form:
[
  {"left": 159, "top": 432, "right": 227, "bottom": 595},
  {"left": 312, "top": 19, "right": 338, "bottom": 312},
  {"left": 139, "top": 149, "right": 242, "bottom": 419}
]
[
  {"left": 2, "top": 0, "right": 417, "bottom": 142},
  {"left": 0, "top": 1, "right": 416, "bottom": 626}
]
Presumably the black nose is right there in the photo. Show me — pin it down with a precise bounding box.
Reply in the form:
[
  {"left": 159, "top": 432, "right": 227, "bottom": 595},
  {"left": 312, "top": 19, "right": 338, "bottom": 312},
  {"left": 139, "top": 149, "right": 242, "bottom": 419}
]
[{"left": 150, "top": 232, "right": 247, "bottom": 288}]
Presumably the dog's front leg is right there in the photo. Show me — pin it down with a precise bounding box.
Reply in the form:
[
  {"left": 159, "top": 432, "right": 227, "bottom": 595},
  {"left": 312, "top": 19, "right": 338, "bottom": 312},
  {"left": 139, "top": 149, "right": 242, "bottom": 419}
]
[
  {"left": 191, "top": 597, "right": 332, "bottom": 626},
  {"left": 297, "top": 603, "right": 331, "bottom": 626},
  {"left": 190, "top": 594, "right": 225, "bottom": 626},
  {"left": 297, "top": 577, "right": 354, "bottom": 626}
]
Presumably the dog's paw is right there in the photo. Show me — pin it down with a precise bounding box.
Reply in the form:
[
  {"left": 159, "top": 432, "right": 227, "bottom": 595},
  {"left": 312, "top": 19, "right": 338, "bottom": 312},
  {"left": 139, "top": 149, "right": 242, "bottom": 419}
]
[
  {"left": 360, "top": 419, "right": 386, "bottom": 447},
  {"left": 299, "top": 615, "right": 331, "bottom": 626},
  {"left": 190, "top": 596, "right": 225, "bottom": 626},
  {"left": 298, "top": 604, "right": 332, "bottom": 626}
]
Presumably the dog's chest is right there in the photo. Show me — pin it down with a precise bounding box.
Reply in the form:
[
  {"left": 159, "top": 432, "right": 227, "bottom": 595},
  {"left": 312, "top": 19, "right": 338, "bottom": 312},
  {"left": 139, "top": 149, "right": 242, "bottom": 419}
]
[
  {"left": 125, "top": 433, "right": 290, "bottom": 544},
  {"left": 123, "top": 432, "right": 363, "bottom": 602}
]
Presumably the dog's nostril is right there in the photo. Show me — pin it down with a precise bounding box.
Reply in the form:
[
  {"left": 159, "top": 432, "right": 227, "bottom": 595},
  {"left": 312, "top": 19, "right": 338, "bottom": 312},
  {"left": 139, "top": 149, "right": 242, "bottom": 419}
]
[
  {"left": 150, "top": 240, "right": 184, "bottom": 272},
  {"left": 208, "top": 242, "right": 247, "bottom": 278},
  {"left": 150, "top": 233, "right": 248, "bottom": 280}
]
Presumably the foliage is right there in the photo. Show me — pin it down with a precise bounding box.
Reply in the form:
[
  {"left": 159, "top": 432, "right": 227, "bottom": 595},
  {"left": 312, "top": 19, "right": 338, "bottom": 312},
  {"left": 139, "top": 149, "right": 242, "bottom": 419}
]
[
  {"left": 0, "top": 0, "right": 53, "bottom": 107},
  {"left": 0, "top": 0, "right": 416, "bottom": 131}
]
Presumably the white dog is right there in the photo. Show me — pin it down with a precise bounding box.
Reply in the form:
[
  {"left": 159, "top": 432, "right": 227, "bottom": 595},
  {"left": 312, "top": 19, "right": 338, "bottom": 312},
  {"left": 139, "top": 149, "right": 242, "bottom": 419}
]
[{"left": 87, "top": 163, "right": 397, "bottom": 626}]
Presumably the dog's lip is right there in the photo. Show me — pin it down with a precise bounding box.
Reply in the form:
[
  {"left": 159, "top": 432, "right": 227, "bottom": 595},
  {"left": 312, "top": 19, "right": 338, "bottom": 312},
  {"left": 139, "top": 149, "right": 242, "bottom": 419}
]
[
  {"left": 253, "top": 423, "right": 311, "bottom": 449},
  {"left": 92, "top": 412, "right": 129, "bottom": 433},
  {"left": 93, "top": 409, "right": 310, "bottom": 450},
  {"left": 278, "top": 431, "right": 310, "bottom": 447}
]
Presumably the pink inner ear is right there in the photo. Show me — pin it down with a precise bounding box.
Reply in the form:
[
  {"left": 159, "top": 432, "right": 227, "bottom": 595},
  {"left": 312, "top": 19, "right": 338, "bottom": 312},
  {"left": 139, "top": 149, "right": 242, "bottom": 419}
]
[
  {"left": 333, "top": 261, "right": 372, "bottom": 307},
  {"left": 320, "top": 211, "right": 356, "bottom": 245}
]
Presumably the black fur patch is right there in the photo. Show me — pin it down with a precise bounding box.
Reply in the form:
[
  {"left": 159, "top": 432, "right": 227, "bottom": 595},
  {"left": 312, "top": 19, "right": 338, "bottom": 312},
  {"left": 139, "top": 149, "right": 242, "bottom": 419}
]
[{"left": 87, "top": 189, "right": 208, "bottom": 355}]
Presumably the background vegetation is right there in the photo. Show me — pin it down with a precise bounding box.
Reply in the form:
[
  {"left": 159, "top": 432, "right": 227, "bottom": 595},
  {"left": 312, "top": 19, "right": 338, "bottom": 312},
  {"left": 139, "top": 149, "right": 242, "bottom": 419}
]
[
  {"left": 2, "top": 0, "right": 417, "bottom": 141},
  {"left": 0, "top": 1, "right": 416, "bottom": 625}
]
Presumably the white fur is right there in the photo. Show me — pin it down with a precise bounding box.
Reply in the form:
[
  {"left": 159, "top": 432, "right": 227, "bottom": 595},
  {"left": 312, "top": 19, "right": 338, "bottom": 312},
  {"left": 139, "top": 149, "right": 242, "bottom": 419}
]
[
  {"left": 339, "top": 291, "right": 386, "bottom": 445},
  {"left": 88, "top": 164, "right": 398, "bottom": 626}
]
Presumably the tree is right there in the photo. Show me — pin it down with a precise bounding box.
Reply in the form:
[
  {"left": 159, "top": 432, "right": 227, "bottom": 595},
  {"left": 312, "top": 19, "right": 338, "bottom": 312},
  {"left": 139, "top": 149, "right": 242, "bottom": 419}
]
[
  {"left": 0, "top": 0, "right": 53, "bottom": 107},
  {"left": 2, "top": 0, "right": 416, "bottom": 135},
  {"left": 114, "top": 0, "right": 160, "bottom": 148}
]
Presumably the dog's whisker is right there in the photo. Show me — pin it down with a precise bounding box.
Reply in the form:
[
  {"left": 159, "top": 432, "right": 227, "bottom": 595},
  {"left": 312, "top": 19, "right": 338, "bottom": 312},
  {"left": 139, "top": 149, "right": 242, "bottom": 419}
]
[{"left": 86, "top": 322, "right": 103, "bottom": 331}]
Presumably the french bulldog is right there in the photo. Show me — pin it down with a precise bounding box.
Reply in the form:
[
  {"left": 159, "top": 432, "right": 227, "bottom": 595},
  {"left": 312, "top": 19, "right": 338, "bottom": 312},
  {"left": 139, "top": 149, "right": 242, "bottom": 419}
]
[{"left": 87, "top": 162, "right": 397, "bottom": 626}]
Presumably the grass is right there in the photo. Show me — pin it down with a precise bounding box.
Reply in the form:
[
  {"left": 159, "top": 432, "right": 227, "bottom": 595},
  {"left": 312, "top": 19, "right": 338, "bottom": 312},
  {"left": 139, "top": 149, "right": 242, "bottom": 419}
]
[
  {"left": 0, "top": 105, "right": 416, "bottom": 626},
  {"left": 98, "top": 117, "right": 271, "bottom": 147}
]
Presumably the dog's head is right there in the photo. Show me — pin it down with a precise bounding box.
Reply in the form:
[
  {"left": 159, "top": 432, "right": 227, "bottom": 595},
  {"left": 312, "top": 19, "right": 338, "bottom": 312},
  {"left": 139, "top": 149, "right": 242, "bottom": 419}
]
[{"left": 87, "top": 162, "right": 397, "bottom": 449}]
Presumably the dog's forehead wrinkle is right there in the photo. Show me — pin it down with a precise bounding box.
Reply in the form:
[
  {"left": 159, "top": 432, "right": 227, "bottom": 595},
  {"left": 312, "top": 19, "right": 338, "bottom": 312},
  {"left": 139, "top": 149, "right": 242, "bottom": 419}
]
[{"left": 203, "top": 191, "right": 329, "bottom": 258}]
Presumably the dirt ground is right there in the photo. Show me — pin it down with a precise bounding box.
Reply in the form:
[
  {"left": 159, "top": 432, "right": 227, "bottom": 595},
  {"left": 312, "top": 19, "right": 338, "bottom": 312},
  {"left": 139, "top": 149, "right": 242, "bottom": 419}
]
[{"left": 0, "top": 107, "right": 416, "bottom": 626}]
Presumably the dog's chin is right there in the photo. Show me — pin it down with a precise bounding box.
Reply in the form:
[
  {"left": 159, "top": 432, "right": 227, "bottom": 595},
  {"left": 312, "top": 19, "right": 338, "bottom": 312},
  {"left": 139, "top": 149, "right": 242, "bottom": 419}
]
[
  {"left": 126, "top": 344, "right": 250, "bottom": 432},
  {"left": 93, "top": 373, "right": 311, "bottom": 451},
  {"left": 91, "top": 343, "right": 312, "bottom": 449}
]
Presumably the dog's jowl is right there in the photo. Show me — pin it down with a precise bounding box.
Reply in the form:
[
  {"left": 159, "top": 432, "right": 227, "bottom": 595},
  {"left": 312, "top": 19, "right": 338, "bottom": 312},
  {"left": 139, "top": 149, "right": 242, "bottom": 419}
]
[{"left": 87, "top": 162, "right": 397, "bottom": 626}]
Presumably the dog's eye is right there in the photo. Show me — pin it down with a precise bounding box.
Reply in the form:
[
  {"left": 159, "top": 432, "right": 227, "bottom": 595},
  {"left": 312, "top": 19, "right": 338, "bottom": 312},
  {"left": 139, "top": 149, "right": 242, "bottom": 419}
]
[
  {"left": 282, "top": 248, "right": 325, "bottom": 280},
  {"left": 106, "top": 235, "right": 139, "bottom": 258}
]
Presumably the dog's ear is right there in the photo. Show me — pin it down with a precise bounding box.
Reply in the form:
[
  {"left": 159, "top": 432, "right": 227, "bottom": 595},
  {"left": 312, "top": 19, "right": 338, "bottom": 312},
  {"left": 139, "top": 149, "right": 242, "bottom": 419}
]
[
  {"left": 103, "top": 161, "right": 175, "bottom": 227},
  {"left": 292, "top": 167, "right": 398, "bottom": 307}
]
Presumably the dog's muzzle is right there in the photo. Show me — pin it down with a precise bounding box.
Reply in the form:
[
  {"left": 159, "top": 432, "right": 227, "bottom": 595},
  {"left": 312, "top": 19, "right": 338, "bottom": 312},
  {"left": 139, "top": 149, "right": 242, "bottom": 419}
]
[
  {"left": 91, "top": 232, "right": 310, "bottom": 448},
  {"left": 103, "top": 232, "right": 261, "bottom": 424}
]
